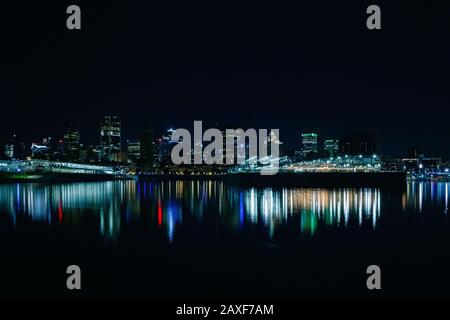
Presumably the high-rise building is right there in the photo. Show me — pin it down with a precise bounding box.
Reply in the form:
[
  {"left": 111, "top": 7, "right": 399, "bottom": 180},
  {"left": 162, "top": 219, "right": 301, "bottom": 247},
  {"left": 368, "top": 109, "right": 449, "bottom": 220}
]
[
  {"left": 324, "top": 139, "right": 339, "bottom": 157},
  {"left": 301, "top": 133, "right": 318, "bottom": 157},
  {"left": 339, "top": 134, "right": 377, "bottom": 156},
  {"left": 4, "top": 144, "right": 14, "bottom": 159},
  {"left": 100, "top": 116, "right": 121, "bottom": 162},
  {"left": 127, "top": 139, "right": 141, "bottom": 164},
  {"left": 63, "top": 122, "right": 80, "bottom": 162},
  {"left": 140, "top": 130, "right": 154, "bottom": 170}
]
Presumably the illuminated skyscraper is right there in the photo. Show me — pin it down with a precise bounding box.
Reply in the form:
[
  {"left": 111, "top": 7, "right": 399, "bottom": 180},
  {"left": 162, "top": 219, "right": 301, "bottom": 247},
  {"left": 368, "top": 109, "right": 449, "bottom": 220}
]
[
  {"left": 324, "top": 139, "right": 339, "bottom": 157},
  {"left": 127, "top": 139, "right": 141, "bottom": 164},
  {"left": 301, "top": 133, "right": 318, "bottom": 157},
  {"left": 63, "top": 122, "right": 80, "bottom": 162},
  {"left": 100, "top": 116, "right": 121, "bottom": 161}
]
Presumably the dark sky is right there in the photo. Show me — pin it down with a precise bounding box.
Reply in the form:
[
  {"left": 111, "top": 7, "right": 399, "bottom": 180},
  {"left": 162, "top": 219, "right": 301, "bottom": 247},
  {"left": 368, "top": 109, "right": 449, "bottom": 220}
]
[{"left": 1, "top": 1, "right": 450, "bottom": 157}]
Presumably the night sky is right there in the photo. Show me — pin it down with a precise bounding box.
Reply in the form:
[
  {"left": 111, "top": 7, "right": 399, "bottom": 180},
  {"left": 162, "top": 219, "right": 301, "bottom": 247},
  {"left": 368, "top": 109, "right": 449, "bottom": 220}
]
[{"left": 1, "top": 1, "right": 450, "bottom": 157}]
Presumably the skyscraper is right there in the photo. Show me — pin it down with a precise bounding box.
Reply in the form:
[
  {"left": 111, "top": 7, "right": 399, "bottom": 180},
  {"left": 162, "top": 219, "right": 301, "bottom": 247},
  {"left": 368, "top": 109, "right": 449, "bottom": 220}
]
[
  {"left": 140, "top": 130, "right": 154, "bottom": 171},
  {"left": 100, "top": 116, "right": 121, "bottom": 162},
  {"left": 324, "top": 139, "right": 339, "bottom": 158},
  {"left": 301, "top": 133, "right": 318, "bottom": 157},
  {"left": 63, "top": 122, "right": 80, "bottom": 162},
  {"left": 127, "top": 139, "right": 141, "bottom": 164}
]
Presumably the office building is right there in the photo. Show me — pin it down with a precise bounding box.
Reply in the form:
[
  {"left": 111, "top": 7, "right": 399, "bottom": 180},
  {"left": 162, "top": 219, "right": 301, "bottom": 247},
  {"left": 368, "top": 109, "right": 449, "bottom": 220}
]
[
  {"left": 301, "top": 133, "right": 318, "bottom": 157},
  {"left": 63, "top": 122, "right": 80, "bottom": 162},
  {"left": 127, "top": 139, "right": 141, "bottom": 164},
  {"left": 324, "top": 139, "right": 339, "bottom": 157},
  {"left": 140, "top": 130, "right": 154, "bottom": 170},
  {"left": 100, "top": 116, "right": 121, "bottom": 161}
]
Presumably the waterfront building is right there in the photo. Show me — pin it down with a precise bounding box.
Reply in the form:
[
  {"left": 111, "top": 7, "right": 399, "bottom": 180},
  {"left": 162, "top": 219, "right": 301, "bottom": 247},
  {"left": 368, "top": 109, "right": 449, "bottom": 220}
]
[
  {"left": 140, "top": 130, "right": 154, "bottom": 171},
  {"left": 301, "top": 133, "right": 318, "bottom": 158},
  {"left": 100, "top": 116, "right": 121, "bottom": 162},
  {"left": 31, "top": 141, "right": 51, "bottom": 159},
  {"left": 63, "top": 122, "right": 80, "bottom": 162},
  {"left": 127, "top": 139, "right": 141, "bottom": 164},
  {"left": 324, "top": 139, "right": 339, "bottom": 158}
]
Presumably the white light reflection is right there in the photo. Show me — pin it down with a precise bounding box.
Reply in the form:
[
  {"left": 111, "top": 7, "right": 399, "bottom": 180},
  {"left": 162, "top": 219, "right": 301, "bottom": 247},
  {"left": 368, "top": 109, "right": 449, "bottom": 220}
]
[{"left": 2, "top": 181, "right": 449, "bottom": 243}]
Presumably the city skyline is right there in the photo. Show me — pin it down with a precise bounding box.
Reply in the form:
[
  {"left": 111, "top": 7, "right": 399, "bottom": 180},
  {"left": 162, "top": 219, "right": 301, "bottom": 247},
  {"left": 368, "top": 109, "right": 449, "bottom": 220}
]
[
  {"left": 0, "top": 117, "right": 444, "bottom": 161},
  {"left": 2, "top": 2, "right": 450, "bottom": 158}
]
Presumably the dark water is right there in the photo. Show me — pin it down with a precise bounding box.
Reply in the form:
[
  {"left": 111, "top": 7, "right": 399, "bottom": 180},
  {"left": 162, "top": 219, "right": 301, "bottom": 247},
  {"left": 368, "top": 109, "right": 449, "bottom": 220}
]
[{"left": 0, "top": 180, "right": 449, "bottom": 299}]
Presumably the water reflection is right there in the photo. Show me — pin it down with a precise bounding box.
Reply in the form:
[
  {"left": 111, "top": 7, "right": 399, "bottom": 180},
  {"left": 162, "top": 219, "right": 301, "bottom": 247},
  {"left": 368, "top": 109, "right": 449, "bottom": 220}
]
[
  {"left": 0, "top": 181, "right": 448, "bottom": 243},
  {"left": 405, "top": 182, "right": 450, "bottom": 214}
]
